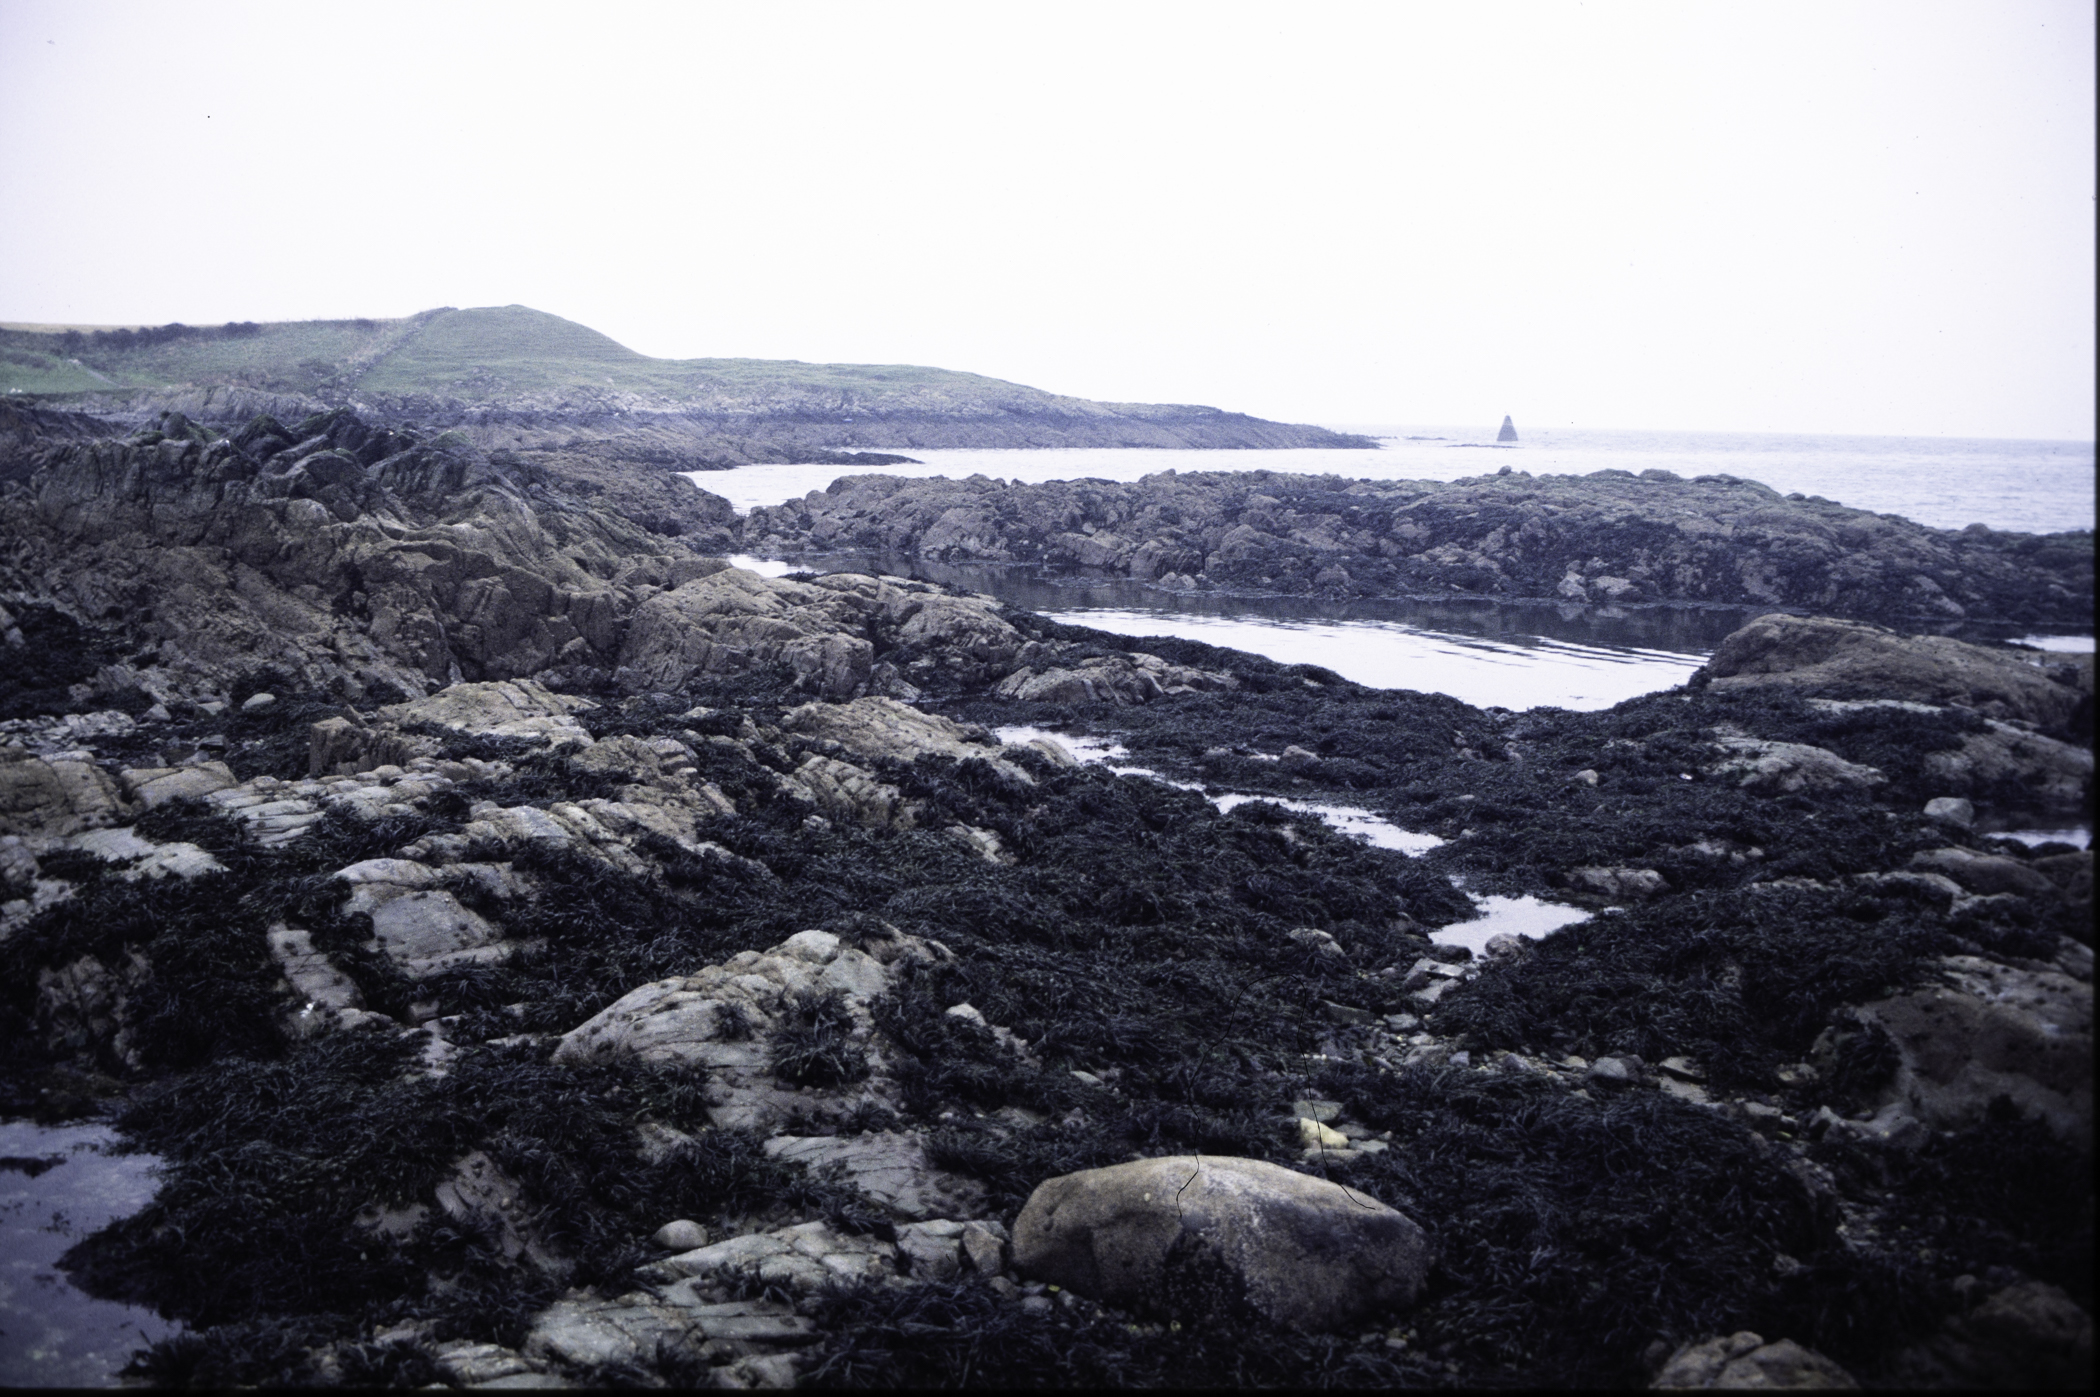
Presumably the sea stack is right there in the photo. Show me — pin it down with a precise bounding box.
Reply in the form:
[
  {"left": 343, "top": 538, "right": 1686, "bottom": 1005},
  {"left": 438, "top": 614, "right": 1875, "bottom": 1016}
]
[{"left": 1497, "top": 415, "right": 1519, "bottom": 442}]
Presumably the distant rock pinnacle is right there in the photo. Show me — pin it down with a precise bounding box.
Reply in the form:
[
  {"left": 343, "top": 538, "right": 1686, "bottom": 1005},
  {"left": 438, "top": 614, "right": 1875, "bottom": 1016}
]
[{"left": 1498, "top": 415, "right": 1518, "bottom": 443}]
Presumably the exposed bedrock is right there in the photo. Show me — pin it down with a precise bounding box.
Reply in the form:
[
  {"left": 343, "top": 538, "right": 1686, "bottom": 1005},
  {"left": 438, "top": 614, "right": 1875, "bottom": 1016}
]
[
  {"left": 739, "top": 468, "right": 2095, "bottom": 626},
  {"left": 3, "top": 401, "right": 2095, "bottom": 1387},
  {"left": 1701, "top": 613, "right": 2093, "bottom": 732},
  {"left": 59, "top": 386, "right": 1374, "bottom": 470}
]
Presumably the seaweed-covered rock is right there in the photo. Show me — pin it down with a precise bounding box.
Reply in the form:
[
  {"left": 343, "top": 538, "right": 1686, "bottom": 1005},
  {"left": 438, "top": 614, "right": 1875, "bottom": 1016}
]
[
  {"left": 551, "top": 928, "right": 953, "bottom": 1133},
  {"left": 1708, "top": 734, "right": 1886, "bottom": 795},
  {"left": 740, "top": 470, "right": 2093, "bottom": 625},
  {"left": 0, "top": 745, "right": 133, "bottom": 836},
  {"left": 1862, "top": 955, "right": 2092, "bottom": 1143},
  {"left": 1012, "top": 1155, "right": 1430, "bottom": 1332},
  {"left": 376, "top": 679, "right": 597, "bottom": 745},
  {"left": 1704, "top": 614, "right": 2088, "bottom": 731},
  {"left": 1885, "top": 1281, "right": 2093, "bottom": 1390},
  {"left": 1651, "top": 1331, "right": 1857, "bottom": 1388}
]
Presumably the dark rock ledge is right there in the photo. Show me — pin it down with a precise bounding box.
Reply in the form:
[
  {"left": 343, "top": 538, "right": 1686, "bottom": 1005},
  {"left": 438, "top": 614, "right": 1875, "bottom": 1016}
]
[
  {"left": 0, "top": 407, "right": 2089, "bottom": 1389},
  {"left": 741, "top": 469, "right": 2095, "bottom": 629}
]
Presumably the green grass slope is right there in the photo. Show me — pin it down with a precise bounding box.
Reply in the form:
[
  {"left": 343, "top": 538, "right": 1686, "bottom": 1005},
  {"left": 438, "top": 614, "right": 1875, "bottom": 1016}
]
[{"left": 2, "top": 305, "right": 1083, "bottom": 409}]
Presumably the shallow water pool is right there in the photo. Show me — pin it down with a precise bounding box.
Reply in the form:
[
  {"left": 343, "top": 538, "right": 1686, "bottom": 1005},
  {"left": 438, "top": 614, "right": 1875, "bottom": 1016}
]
[{"left": 0, "top": 1120, "right": 175, "bottom": 1387}]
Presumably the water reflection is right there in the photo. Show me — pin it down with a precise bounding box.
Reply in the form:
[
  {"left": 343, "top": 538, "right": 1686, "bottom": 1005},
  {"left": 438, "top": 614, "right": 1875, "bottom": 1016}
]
[
  {"left": 1430, "top": 896, "right": 1593, "bottom": 955},
  {"left": 765, "top": 553, "right": 1734, "bottom": 710},
  {"left": 0, "top": 1121, "right": 174, "bottom": 1387}
]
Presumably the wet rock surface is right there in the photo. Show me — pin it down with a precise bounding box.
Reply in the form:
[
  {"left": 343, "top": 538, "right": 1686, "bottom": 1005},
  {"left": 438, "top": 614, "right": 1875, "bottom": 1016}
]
[
  {"left": 740, "top": 468, "right": 2093, "bottom": 626},
  {"left": 0, "top": 404, "right": 2090, "bottom": 1388}
]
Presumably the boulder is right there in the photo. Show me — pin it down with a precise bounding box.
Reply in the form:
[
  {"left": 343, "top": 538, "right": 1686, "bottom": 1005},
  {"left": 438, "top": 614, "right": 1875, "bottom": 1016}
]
[
  {"left": 1886, "top": 1281, "right": 2093, "bottom": 1390},
  {"left": 1922, "top": 796, "right": 1975, "bottom": 828},
  {"left": 1703, "top": 614, "right": 2085, "bottom": 731},
  {"left": 778, "top": 697, "right": 1029, "bottom": 783},
  {"left": 1011, "top": 1155, "right": 1430, "bottom": 1332},
  {"left": 377, "top": 679, "right": 597, "bottom": 746},
  {"left": 1707, "top": 735, "right": 1884, "bottom": 795},
  {"left": 665, "top": 1219, "right": 898, "bottom": 1293},
  {"left": 1652, "top": 1331, "right": 1857, "bottom": 1388},
  {"left": 1918, "top": 723, "right": 2093, "bottom": 813},
  {"left": 0, "top": 747, "right": 132, "bottom": 836},
  {"left": 1907, "top": 847, "right": 2060, "bottom": 901},
  {"left": 551, "top": 928, "right": 954, "bottom": 1134},
  {"left": 121, "top": 761, "right": 239, "bottom": 807},
  {"left": 1568, "top": 865, "right": 1669, "bottom": 900},
  {"left": 1862, "top": 955, "right": 2092, "bottom": 1143}
]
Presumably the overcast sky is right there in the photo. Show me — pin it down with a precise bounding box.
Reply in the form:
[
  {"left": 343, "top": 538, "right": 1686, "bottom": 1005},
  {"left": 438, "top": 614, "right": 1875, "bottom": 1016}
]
[{"left": 2, "top": 1, "right": 2092, "bottom": 439}]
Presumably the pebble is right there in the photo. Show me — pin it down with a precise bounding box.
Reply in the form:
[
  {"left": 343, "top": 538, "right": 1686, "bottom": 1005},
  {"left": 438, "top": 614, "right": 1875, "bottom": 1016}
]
[{"left": 653, "top": 1219, "right": 710, "bottom": 1251}]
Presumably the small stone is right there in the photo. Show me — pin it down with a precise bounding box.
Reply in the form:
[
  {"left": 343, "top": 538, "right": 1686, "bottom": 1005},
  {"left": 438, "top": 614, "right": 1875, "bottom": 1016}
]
[
  {"left": 1585, "top": 1056, "right": 1638, "bottom": 1088},
  {"left": 1297, "top": 1117, "right": 1349, "bottom": 1149},
  {"left": 1290, "top": 1099, "right": 1343, "bottom": 1123},
  {"left": 1923, "top": 796, "right": 1975, "bottom": 828},
  {"left": 653, "top": 1219, "right": 708, "bottom": 1251},
  {"left": 1573, "top": 768, "right": 1600, "bottom": 785},
  {"left": 241, "top": 692, "right": 277, "bottom": 712}
]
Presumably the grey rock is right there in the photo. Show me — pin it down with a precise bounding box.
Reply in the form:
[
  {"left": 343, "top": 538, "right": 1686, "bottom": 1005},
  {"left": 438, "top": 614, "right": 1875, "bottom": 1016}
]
[
  {"left": 1708, "top": 736, "right": 1885, "bottom": 795},
  {"left": 1863, "top": 954, "right": 2092, "bottom": 1143},
  {"left": 1586, "top": 1056, "right": 1640, "bottom": 1088},
  {"left": 1907, "top": 847, "right": 2059, "bottom": 901},
  {"left": 666, "top": 1219, "right": 898, "bottom": 1293},
  {"left": 240, "top": 691, "right": 277, "bottom": 711},
  {"left": 1012, "top": 1154, "right": 1429, "bottom": 1332},
  {"left": 1568, "top": 865, "right": 1669, "bottom": 900},
  {"left": 553, "top": 928, "right": 958, "bottom": 1135},
  {"left": 1887, "top": 1280, "right": 2093, "bottom": 1390},
  {"left": 121, "top": 761, "right": 238, "bottom": 808},
  {"left": 762, "top": 1132, "right": 987, "bottom": 1221},
  {"left": 1, "top": 747, "right": 132, "bottom": 836},
  {"left": 1923, "top": 796, "right": 1975, "bottom": 828},
  {"left": 1652, "top": 1331, "right": 1857, "bottom": 1388},
  {"left": 1705, "top": 614, "right": 2087, "bottom": 729},
  {"left": 652, "top": 1219, "right": 709, "bottom": 1252}
]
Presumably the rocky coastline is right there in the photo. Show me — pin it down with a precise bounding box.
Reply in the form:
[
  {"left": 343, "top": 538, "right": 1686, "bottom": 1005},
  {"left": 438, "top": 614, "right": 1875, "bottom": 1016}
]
[
  {"left": 0, "top": 405, "right": 2092, "bottom": 1388},
  {"left": 741, "top": 468, "right": 2095, "bottom": 629}
]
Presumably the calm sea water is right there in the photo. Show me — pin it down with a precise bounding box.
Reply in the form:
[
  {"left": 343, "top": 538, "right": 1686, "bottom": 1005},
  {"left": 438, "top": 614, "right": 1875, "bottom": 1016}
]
[{"left": 698, "top": 424, "right": 2096, "bottom": 536}]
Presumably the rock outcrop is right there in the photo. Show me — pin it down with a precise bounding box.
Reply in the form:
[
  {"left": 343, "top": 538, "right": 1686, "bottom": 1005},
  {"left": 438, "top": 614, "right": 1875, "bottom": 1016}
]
[
  {"left": 739, "top": 469, "right": 2094, "bottom": 626},
  {"left": 1703, "top": 613, "right": 2093, "bottom": 731},
  {"left": 0, "top": 407, "right": 736, "bottom": 707}
]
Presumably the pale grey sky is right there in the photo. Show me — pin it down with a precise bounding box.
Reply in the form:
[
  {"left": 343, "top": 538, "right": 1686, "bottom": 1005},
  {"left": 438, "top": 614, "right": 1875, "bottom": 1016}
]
[{"left": 2, "top": 0, "right": 2092, "bottom": 439}]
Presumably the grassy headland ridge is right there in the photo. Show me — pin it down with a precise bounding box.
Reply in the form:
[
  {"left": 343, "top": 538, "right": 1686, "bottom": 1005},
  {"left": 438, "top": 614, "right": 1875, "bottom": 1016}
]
[{"left": 0, "top": 305, "right": 1376, "bottom": 467}]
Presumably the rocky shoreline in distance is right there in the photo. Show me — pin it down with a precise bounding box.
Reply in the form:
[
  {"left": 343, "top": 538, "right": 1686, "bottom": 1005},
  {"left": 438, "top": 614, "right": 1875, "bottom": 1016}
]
[
  {"left": 0, "top": 404, "right": 2092, "bottom": 1389},
  {"left": 741, "top": 468, "right": 2095, "bottom": 629}
]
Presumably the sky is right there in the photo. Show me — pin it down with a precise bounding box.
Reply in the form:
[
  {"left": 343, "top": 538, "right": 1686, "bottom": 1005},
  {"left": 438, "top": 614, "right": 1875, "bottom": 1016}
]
[{"left": 1, "top": 0, "right": 2093, "bottom": 439}]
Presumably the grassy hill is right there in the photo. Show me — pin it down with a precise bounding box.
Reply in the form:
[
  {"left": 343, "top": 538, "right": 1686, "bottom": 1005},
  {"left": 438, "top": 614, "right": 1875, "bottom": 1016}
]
[
  {"left": 0, "top": 305, "right": 1375, "bottom": 457},
  {"left": 2, "top": 305, "right": 1113, "bottom": 408}
]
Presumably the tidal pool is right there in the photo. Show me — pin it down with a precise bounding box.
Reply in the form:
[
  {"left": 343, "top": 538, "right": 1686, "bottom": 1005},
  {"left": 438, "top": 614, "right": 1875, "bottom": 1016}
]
[
  {"left": 1430, "top": 895, "right": 1594, "bottom": 956},
  {"left": 0, "top": 1120, "right": 175, "bottom": 1387}
]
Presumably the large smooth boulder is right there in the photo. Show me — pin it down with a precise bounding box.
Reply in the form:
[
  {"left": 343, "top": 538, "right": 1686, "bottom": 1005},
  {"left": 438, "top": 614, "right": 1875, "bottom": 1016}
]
[
  {"left": 1011, "top": 1155, "right": 1430, "bottom": 1332},
  {"left": 1703, "top": 614, "right": 2085, "bottom": 730}
]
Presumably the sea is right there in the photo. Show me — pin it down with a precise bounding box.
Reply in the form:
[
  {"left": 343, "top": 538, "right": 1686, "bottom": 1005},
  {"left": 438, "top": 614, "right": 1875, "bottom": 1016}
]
[{"left": 698, "top": 424, "right": 2096, "bottom": 710}]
